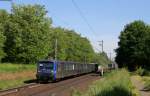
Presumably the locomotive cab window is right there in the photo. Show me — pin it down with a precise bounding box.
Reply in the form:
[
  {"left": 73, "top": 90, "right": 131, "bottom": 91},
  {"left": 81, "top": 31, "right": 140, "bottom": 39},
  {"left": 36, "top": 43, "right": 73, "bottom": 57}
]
[{"left": 38, "top": 61, "right": 54, "bottom": 70}]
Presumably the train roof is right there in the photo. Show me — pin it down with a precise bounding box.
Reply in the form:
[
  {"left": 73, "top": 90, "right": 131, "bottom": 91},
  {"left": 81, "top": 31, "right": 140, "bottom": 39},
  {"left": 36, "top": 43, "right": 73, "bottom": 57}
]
[{"left": 38, "top": 60, "right": 97, "bottom": 65}]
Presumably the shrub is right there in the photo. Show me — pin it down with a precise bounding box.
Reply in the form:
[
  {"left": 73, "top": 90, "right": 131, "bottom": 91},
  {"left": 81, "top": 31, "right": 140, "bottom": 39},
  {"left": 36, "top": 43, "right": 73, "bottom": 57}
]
[
  {"left": 136, "top": 67, "right": 145, "bottom": 76},
  {"left": 136, "top": 67, "right": 150, "bottom": 76},
  {"left": 73, "top": 69, "right": 134, "bottom": 96},
  {"left": 143, "top": 76, "right": 150, "bottom": 91}
]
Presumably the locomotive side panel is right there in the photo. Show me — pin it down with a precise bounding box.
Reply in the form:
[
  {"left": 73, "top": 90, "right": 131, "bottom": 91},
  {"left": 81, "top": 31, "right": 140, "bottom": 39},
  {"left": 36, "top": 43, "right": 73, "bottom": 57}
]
[{"left": 37, "top": 60, "right": 97, "bottom": 81}]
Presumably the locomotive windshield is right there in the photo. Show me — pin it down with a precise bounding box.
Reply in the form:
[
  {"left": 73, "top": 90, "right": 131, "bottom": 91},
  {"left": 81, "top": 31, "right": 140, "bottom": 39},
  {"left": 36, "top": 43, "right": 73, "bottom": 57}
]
[{"left": 38, "top": 61, "right": 54, "bottom": 70}]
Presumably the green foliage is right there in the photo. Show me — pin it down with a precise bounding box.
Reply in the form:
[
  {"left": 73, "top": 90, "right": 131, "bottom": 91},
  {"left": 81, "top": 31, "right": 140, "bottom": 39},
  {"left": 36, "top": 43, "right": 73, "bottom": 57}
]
[
  {"left": 116, "top": 20, "right": 150, "bottom": 70},
  {"left": 136, "top": 67, "right": 145, "bottom": 76},
  {"left": 143, "top": 76, "right": 150, "bottom": 91},
  {"left": 71, "top": 88, "right": 82, "bottom": 96},
  {"left": 0, "top": 25, "right": 6, "bottom": 61},
  {"left": 63, "top": 30, "right": 95, "bottom": 62},
  {"left": 0, "top": 10, "right": 8, "bottom": 61},
  {"left": 3, "top": 4, "right": 53, "bottom": 63},
  {"left": 94, "top": 52, "right": 111, "bottom": 66},
  {"left": 135, "top": 68, "right": 150, "bottom": 76},
  {"left": 48, "top": 27, "right": 95, "bottom": 63},
  {"left": 0, "top": 4, "right": 109, "bottom": 64},
  {"left": 72, "top": 69, "right": 133, "bottom": 96}
]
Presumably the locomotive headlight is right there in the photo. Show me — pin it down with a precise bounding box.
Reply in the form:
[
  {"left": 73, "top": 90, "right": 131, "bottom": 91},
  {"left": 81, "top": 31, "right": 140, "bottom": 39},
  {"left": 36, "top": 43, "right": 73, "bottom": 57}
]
[
  {"left": 51, "top": 70, "right": 54, "bottom": 73},
  {"left": 38, "top": 70, "right": 41, "bottom": 72}
]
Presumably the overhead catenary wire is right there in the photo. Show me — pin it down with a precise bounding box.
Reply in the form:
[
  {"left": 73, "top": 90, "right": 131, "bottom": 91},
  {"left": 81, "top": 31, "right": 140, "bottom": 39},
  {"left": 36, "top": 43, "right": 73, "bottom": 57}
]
[
  {"left": 48, "top": 11, "right": 73, "bottom": 29},
  {"left": 48, "top": 10, "right": 83, "bottom": 35},
  {"left": 95, "top": 47, "right": 101, "bottom": 53},
  {"left": 71, "top": 0, "right": 97, "bottom": 36}
]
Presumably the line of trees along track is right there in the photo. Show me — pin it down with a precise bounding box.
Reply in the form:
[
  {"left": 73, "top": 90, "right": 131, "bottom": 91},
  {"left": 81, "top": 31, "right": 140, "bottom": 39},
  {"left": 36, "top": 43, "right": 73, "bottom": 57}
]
[
  {"left": 0, "top": 4, "right": 110, "bottom": 65},
  {"left": 116, "top": 20, "right": 150, "bottom": 70}
]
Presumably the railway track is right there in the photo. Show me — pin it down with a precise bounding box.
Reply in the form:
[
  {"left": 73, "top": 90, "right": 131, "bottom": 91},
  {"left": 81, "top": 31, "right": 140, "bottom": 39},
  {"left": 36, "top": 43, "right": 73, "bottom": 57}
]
[
  {"left": 29, "top": 74, "right": 97, "bottom": 96},
  {"left": 0, "top": 83, "right": 41, "bottom": 96},
  {"left": 0, "top": 73, "right": 100, "bottom": 96}
]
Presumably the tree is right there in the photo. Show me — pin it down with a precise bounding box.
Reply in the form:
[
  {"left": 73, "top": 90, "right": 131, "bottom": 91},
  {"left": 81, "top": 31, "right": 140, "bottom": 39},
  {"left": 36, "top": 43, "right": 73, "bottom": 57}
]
[
  {"left": 47, "top": 27, "right": 68, "bottom": 60},
  {"left": 0, "top": 4, "right": 110, "bottom": 65},
  {"left": 115, "top": 20, "right": 150, "bottom": 70},
  {"left": 48, "top": 27, "right": 95, "bottom": 63},
  {"left": 0, "top": 10, "right": 8, "bottom": 61},
  {"left": 3, "top": 5, "right": 52, "bottom": 63},
  {"left": 94, "top": 52, "right": 110, "bottom": 66}
]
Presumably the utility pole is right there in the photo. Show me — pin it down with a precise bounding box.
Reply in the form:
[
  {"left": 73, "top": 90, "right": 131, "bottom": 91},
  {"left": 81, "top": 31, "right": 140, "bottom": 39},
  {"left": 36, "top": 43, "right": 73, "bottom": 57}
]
[
  {"left": 54, "top": 38, "right": 57, "bottom": 61},
  {"left": 98, "top": 40, "right": 104, "bottom": 53},
  {"left": 109, "top": 52, "right": 112, "bottom": 61},
  {"left": 84, "top": 56, "right": 86, "bottom": 64},
  {"left": 84, "top": 48, "right": 87, "bottom": 64}
]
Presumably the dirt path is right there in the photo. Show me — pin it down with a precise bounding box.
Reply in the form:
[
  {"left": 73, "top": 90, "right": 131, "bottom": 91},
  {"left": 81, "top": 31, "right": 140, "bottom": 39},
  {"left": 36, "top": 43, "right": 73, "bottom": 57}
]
[{"left": 131, "top": 76, "right": 150, "bottom": 96}]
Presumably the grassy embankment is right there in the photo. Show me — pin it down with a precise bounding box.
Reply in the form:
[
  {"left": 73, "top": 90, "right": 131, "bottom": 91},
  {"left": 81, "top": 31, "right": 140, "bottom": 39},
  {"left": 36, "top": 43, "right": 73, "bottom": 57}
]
[
  {"left": 142, "top": 76, "right": 150, "bottom": 91},
  {"left": 72, "top": 69, "right": 138, "bottom": 96},
  {"left": 0, "top": 63, "right": 36, "bottom": 90}
]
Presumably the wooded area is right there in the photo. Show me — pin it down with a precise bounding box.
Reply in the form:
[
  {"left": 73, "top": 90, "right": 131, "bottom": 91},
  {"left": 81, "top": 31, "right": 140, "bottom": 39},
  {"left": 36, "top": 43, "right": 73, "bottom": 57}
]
[{"left": 0, "top": 4, "right": 109, "bottom": 65}]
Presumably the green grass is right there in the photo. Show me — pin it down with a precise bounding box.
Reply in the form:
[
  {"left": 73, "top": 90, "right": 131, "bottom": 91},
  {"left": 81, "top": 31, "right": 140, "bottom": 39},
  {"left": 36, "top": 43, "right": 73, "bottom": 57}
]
[
  {"left": 0, "top": 63, "right": 36, "bottom": 90},
  {"left": 0, "top": 63, "right": 36, "bottom": 73},
  {"left": 0, "top": 77, "right": 33, "bottom": 90},
  {"left": 72, "top": 69, "right": 134, "bottom": 96}
]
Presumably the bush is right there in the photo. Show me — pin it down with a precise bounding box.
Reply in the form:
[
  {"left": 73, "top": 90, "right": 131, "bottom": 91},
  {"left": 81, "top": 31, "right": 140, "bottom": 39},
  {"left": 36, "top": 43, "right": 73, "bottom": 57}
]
[
  {"left": 136, "top": 67, "right": 145, "bottom": 76},
  {"left": 73, "top": 69, "right": 134, "bottom": 96},
  {"left": 136, "top": 67, "right": 150, "bottom": 76},
  {"left": 143, "top": 76, "right": 150, "bottom": 91},
  {"left": 143, "top": 69, "right": 150, "bottom": 76}
]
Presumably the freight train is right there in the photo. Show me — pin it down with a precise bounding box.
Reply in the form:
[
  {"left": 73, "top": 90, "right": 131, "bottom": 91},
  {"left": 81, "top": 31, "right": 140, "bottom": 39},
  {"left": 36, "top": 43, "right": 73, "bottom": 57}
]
[{"left": 36, "top": 60, "right": 98, "bottom": 81}]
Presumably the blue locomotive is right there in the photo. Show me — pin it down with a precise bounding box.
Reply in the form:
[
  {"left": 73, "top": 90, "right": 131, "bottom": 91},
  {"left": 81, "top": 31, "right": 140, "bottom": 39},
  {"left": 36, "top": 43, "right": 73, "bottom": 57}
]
[{"left": 36, "top": 60, "right": 97, "bottom": 81}]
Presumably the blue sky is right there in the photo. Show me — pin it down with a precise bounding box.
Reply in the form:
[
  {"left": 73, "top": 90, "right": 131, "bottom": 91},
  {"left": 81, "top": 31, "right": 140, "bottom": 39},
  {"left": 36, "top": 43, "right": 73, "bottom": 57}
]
[{"left": 0, "top": 0, "right": 150, "bottom": 59}]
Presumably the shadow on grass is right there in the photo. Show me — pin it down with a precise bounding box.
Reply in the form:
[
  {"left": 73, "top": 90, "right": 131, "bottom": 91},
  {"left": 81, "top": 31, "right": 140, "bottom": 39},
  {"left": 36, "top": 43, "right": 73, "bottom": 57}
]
[
  {"left": 95, "top": 86, "right": 132, "bottom": 96},
  {"left": 141, "top": 87, "right": 150, "bottom": 91},
  {"left": 24, "top": 79, "right": 55, "bottom": 84},
  {"left": 24, "top": 79, "right": 37, "bottom": 84}
]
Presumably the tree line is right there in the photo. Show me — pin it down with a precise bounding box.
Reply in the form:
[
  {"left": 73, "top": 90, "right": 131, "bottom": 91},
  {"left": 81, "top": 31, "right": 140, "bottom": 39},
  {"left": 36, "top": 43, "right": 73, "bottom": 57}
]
[
  {"left": 0, "top": 4, "right": 109, "bottom": 65},
  {"left": 116, "top": 20, "right": 150, "bottom": 70}
]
